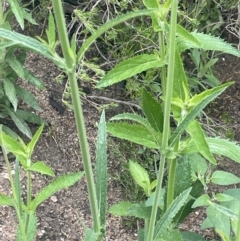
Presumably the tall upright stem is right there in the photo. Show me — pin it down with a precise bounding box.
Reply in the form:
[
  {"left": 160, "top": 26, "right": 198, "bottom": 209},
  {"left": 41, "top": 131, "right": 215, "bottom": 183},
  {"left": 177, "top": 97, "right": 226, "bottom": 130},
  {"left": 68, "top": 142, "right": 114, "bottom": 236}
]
[
  {"left": 147, "top": 1, "right": 178, "bottom": 240},
  {"left": 52, "top": 0, "right": 100, "bottom": 233}
]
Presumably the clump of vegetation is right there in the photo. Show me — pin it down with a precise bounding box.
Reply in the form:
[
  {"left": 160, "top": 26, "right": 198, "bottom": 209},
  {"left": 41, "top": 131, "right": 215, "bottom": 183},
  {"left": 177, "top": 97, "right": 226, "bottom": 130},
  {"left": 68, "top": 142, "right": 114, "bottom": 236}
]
[{"left": 0, "top": 0, "right": 45, "bottom": 138}]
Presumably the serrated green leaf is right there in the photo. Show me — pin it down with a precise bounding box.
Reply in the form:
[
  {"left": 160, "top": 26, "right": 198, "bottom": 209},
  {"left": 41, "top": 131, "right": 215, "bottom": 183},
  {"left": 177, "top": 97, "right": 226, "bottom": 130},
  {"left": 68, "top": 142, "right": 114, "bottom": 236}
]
[
  {"left": 211, "top": 171, "right": 240, "bottom": 185},
  {"left": 186, "top": 120, "right": 216, "bottom": 164},
  {"left": 174, "top": 155, "right": 192, "bottom": 197},
  {"left": 107, "top": 122, "right": 159, "bottom": 149},
  {"left": 95, "top": 111, "right": 107, "bottom": 226},
  {"left": 2, "top": 131, "right": 26, "bottom": 157},
  {"left": 110, "top": 112, "right": 159, "bottom": 142},
  {"left": 15, "top": 86, "right": 41, "bottom": 111},
  {"left": 30, "top": 172, "right": 84, "bottom": 211},
  {"left": 154, "top": 188, "right": 192, "bottom": 240},
  {"left": 9, "top": 0, "right": 24, "bottom": 29},
  {"left": 0, "top": 194, "right": 14, "bottom": 206},
  {"left": 127, "top": 202, "right": 152, "bottom": 219},
  {"left": 6, "top": 108, "right": 32, "bottom": 138},
  {"left": 28, "top": 161, "right": 55, "bottom": 177},
  {"left": 15, "top": 110, "right": 45, "bottom": 126},
  {"left": 177, "top": 32, "right": 240, "bottom": 57},
  {"left": 23, "top": 68, "right": 45, "bottom": 90},
  {"left": 108, "top": 201, "right": 133, "bottom": 216},
  {"left": 176, "top": 24, "right": 200, "bottom": 47},
  {"left": 173, "top": 47, "right": 190, "bottom": 102},
  {"left": 97, "top": 54, "right": 165, "bottom": 88},
  {"left": 7, "top": 56, "right": 25, "bottom": 79},
  {"left": 169, "top": 82, "right": 233, "bottom": 147},
  {"left": 22, "top": 9, "right": 38, "bottom": 25},
  {"left": 0, "top": 29, "right": 65, "bottom": 69},
  {"left": 3, "top": 79, "right": 18, "bottom": 111},
  {"left": 142, "top": 89, "right": 163, "bottom": 132},
  {"left": 129, "top": 160, "right": 151, "bottom": 196}
]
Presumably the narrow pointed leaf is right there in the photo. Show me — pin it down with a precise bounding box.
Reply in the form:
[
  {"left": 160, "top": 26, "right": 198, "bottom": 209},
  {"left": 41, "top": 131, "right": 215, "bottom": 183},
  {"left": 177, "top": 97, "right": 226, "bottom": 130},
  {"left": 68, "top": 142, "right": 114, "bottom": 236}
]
[
  {"left": 110, "top": 112, "right": 157, "bottom": 137},
  {"left": 176, "top": 24, "right": 200, "bottom": 46},
  {"left": 169, "top": 82, "right": 233, "bottom": 147},
  {"left": 6, "top": 108, "right": 32, "bottom": 138},
  {"left": 173, "top": 47, "right": 189, "bottom": 101},
  {"left": 30, "top": 172, "right": 84, "bottom": 211},
  {"left": 46, "top": 12, "right": 56, "bottom": 44},
  {"left": 129, "top": 160, "right": 151, "bottom": 196},
  {"left": 95, "top": 111, "right": 107, "bottom": 226},
  {"left": 28, "top": 124, "right": 44, "bottom": 156},
  {"left": 16, "top": 86, "right": 41, "bottom": 111},
  {"left": 186, "top": 120, "right": 216, "bottom": 164},
  {"left": 142, "top": 89, "right": 163, "bottom": 132},
  {"left": 3, "top": 79, "right": 18, "bottom": 111},
  {"left": 15, "top": 110, "right": 45, "bottom": 126},
  {"left": 154, "top": 188, "right": 192, "bottom": 240},
  {"left": 7, "top": 57, "right": 25, "bottom": 79},
  {"left": 28, "top": 161, "right": 55, "bottom": 177},
  {"left": 0, "top": 29, "right": 64, "bottom": 68},
  {"left": 9, "top": 0, "right": 24, "bottom": 29},
  {"left": 177, "top": 32, "right": 240, "bottom": 57},
  {"left": 23, "top": 69, "right": 45, "bottom": 90},
  {"left": 97, "top": 54, "right": 165, "bottom": 88}
]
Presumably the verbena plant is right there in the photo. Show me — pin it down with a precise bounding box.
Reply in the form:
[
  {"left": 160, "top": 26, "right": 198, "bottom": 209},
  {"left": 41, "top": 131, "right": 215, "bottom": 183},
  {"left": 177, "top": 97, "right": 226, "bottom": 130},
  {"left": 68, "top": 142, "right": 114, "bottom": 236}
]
[
  {"left": 96, "top": 0, "right": 240, "bottom": 240},
  {"left": 1, "top": 0, "right": 240, "bottom": 241},
  {"left": 0, "top": 0, "right": 45, "bottom": 138}
]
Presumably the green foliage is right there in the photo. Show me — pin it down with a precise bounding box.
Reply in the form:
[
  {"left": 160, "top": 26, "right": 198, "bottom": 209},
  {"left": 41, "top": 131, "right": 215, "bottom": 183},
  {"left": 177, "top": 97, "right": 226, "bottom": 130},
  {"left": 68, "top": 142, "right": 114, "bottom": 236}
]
[
  {"left": 0, "top": 124, "right": 84, "bottom": 240},
  {"left": 95, "top": 111, "right": 108, "bottom": 228},
  {"left": 0, "top": 0, "right": 45, "bottom": 138}
]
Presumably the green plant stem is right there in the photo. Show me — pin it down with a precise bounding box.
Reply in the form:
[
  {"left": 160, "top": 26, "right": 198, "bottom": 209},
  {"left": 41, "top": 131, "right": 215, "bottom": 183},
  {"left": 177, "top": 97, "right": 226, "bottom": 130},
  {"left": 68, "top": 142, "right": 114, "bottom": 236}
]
[
  {"left": 147, "top": 1, "right": 178, "bottom": 240},
  {"left": 159, "top": 30, "right": 166, "bottom": 97},
  {"left": 236, "top": 205, "right": 240, "bottom": 241},
  {"left": 25, "top": 168, "right": 32, "bottom": 233},
  {"left": 52, "top": 0, "right": 100, "bottom": 233},
  {"left": 166, "top": 136, "right": 179, "bottom": 208},
  {"left": 2, "top": 146, "right": 27, "bottom": 240}
]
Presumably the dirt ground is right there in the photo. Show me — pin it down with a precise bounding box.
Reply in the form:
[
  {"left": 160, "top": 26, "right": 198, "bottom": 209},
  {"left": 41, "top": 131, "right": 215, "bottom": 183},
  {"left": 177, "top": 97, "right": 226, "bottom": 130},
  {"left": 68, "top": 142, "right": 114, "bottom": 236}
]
[{"left": 1, "top": 42, "right": 240, "bottom": 240}]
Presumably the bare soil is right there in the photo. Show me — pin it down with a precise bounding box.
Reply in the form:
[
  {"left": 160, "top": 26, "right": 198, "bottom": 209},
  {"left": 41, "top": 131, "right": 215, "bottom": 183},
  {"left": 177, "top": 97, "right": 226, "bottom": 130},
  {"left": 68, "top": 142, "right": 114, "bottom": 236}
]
[{"left": 1, "top": 47, "right": 240, "bottom": 241}]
